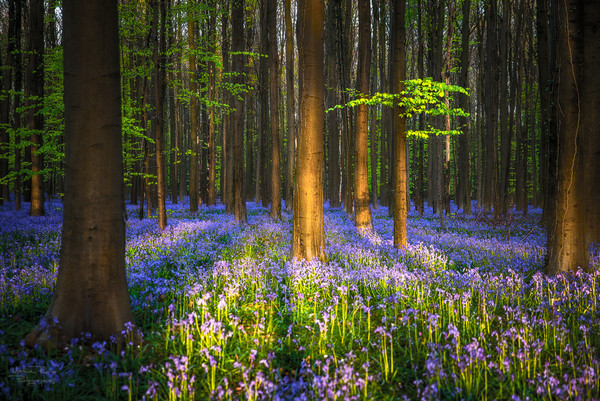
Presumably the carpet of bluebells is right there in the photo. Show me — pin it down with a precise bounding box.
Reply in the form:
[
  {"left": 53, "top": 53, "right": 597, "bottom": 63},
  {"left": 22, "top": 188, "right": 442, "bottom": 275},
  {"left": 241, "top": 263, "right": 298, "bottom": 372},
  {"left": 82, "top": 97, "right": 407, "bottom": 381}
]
[{"left": 1, "top": 198, "right": 599, "bottom": 400}]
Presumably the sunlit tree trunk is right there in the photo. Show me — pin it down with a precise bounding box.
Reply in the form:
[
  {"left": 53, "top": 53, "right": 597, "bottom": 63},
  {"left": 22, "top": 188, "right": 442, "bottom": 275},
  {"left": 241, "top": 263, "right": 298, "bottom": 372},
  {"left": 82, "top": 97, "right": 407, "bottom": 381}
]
[
  {"left": 27, "top": 0, "right": 45, "bottom": 216},
  {"left": 354, "top": 0, "right": 373, "bottom": 231},
  {"left": 152, "top": 0, "right": 167, "bottom": 230},
  {"left": 26, "top": 0, "right": 135, "bottom": 349},
  {"left": 292, "top": 0, "right": 325, "bottom": 262},
  {"left": 392, "top": 0, "right": 407, "bottom": 249}
]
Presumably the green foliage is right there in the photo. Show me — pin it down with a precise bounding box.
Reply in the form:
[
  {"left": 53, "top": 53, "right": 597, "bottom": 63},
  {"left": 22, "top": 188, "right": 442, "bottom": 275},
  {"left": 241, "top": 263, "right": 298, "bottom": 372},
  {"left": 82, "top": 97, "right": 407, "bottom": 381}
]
[{"left": 327, "top": 78, "right": 470, "bottom": 138}]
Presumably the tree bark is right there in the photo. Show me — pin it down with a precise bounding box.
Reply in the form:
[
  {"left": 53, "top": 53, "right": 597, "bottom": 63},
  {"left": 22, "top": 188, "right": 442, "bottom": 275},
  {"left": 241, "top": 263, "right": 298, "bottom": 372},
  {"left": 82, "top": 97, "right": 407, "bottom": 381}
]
[
  {"left": 292, "top": 0, "right": 326, "bottom": 262},
  {"left": 27, "top": 0, "right": 45, "bottom": 216},
  {"left": 152, "top": 0, "right": 167, "bottom": 230},
  {"left": 188, "top": 8, "right": 199, "bottom": 213},
  {"left": 456, "top": 0, "right": 471, "bottom": 214},
  {"left": 231, "top": 0, "right": 247, "bottom": 222},
  {"left": 354, "top": 0, "right": 373, "bottom": 231},
  {"left": 26, "top": 0, "right": 136, "bottom": 349},
  {"left": 392, "top": 0, "right": 407, "bottom": 249},
  {"left": 545, "top": 0, "right": 587, "bottom": 275},
  {"left": 268, "top": 0, "right": 281, "bottom": 218},
  {"left": 284, "top": 0, "right": 296, "bottom": 211}
]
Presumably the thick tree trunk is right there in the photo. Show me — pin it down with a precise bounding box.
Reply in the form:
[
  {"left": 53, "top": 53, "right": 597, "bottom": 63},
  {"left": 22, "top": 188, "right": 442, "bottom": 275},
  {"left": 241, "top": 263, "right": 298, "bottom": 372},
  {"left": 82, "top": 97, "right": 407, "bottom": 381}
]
[
  {"left": 26, "top": 0, "right": 135, "bottom": 349},
  {"left": 354, "top": 0, "right": 373, "bottom": 230},
  {"left": 292, "top": 0, "right": 326, "bottom": 262},
  {"left": 28, "top": 0, "right": 45, "bottom": 216},
  {"left": 582, "top": 1, "right": 600, "bottom": 247},
  {"left": 545, "top": 0, "right": 587, "bottom": 275},
  {"left": 392, "top": 0, "right": 407, "bottom": 248}
]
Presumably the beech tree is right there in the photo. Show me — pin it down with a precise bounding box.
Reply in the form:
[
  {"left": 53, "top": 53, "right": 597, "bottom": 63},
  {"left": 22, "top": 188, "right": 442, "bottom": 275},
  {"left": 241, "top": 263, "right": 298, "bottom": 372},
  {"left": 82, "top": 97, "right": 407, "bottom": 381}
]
[
  {"left": 545, "top": 0, "right": 600, "bottom": 275},
  {"left": 292, "top": 0, "right": 326, "bottom": 262},
  {"left": 354, "top": 0, "right": 373, "bottom": 231},
  {"left": 25, "top": 0, "right": 135, "bottom": 348},
  {"left": 391, "top": 0, "right": 407, "bottom": 248}
]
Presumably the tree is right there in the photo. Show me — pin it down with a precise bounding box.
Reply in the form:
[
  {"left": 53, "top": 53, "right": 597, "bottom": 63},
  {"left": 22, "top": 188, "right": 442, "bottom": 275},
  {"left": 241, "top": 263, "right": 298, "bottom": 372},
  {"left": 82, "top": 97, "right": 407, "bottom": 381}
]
[
  {"left": 292, "top": 0, "right": 326, "bottom": 262},
  {"left": 25, "top": 0, "right": 135, "bottom": 348},
  {"left": 27, "top": 0, "right": 45, "bottom": 216},
  {"left": 391, "top": 0, "right": 407, "bottom": 248},
  {"left": 354, "top": 0, "right": 373, "bottom": 231},
  {"left": 188, "top": 5, "right": 199, "bottom": 213},
  {"left": 231, "top": 0, "right": 247, "bottom": 222},
  {"left": 284, "top": 0, "right": 296, "bottom": 211},
  {"left": 152, "top": 0, "right": 167, "bottom": 230},
  {"left": 268, "top": 0, "right": 281, "bottom": 219},
  {"left": 545, "top": 0, "right": 599, "bottom": 275}
]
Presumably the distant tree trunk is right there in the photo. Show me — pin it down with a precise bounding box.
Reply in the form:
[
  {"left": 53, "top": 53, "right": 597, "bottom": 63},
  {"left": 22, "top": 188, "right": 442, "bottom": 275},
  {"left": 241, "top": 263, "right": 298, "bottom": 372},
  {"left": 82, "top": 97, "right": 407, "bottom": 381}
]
[
  {"left": 369, "top": 0, "right": 379, "bottom": 210},
  {"left": 443, "top": 0, "right": 455, "bottom": 217},
  {"left": 27, "top": 0, "right": 45, "bottom": 216},
  {"left": 284, "top": 0, "right": 295, "bottom": 210},
  {"left": 12, "top": 0, "right": 23, "bottom": 210},
  {"left": 221, "top": 0, "right": 231, "bottom": 208},
  {"left": 268, "top": 0, "right": 281, "bottom": 218},
  {"left": 231, "top": 0, "right": 247, "bottom": 222},
  {"left": 152, "top": 0, "right": 167, "bottom": 230},
  {"left": 341, "top": 0, "right": 354, "bottom": 215},
  {"left": 207, "top": 0, "right": 217, "bottom": 206},
  {"left": 188, "top": 10, "right": 199, "bottom": 213},
  {"left": 325, "top": 0, "right": 340, "bottom": 208},
  {"left": 168, "top": 14, "right": 178, "bottom": 204},
  {"left": 392, "top": 0, "right": 407, "bottom": 248},
  {"left": 483, "top": 0, "right": 499, "bottom": 214},
  {"left": 354, "top": 0, "right": 373, "bottom": 230},
  {"left": 457, "top": 0, "right": 471, "bottom": 214},
  {"left": 292, "top": 0, "right": 325, "bottom": 262},
  {"left": 545, "top": 0, "right": 589, "bottom": 275},
  {"left": 26, "top": 0, "right": 135, "bottom": 349},
  {"left": 496, "top": 0, "right": 511, "bottom": 218},
  {"left": 414, "top": 0, "right": 425, "bottom": 216}
]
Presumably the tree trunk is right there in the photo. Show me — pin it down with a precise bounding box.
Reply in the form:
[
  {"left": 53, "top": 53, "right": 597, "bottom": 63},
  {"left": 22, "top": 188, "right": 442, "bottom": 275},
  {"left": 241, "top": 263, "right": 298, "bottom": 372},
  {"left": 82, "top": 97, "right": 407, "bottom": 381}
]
[
  {"left": 457, "top": 0, "right": 471, "bottom": 214},
  {"left": 325, "top": 0, "right": 340, "bottom": 208},
  {"left": 284, "top": 0, "right": 296, "bottom": 211},
  {"left": 545, "top": 0, "right": 588, "bottom": 275},
  {"left": 483, "top": 0, "right": 499, "bottom": 214},
  {"left": 581, "top": 1, "right": 600, "bottom": 247},
  {"left": 354, "top": 0, "right": 373, "bottom": 230},
  {"left": 392, "top": 0, "right": 407, "bottom": 248},
  {"left": 26, "top": 0, "right": 135, "bottom": 349},
  {"left": 231, "top": 0, "right": 247, "bottom": 222},
  {"left": 27, "top": 0, "right": 45, "bottom": 216},
  {"left": 152, "top": 0, "right": 167, "bottom": 230},
  {"left": 292, "top": 0, "right": 326, "bottom": 262},
  {"left": 207, "top": 0, "right": 217, "bottom": 206},
  {"left": 268, "top": 0, "right": 281, "bottom": 218},
  {"left": 188, "top": 9, "right": 199, "bottom": 213}
]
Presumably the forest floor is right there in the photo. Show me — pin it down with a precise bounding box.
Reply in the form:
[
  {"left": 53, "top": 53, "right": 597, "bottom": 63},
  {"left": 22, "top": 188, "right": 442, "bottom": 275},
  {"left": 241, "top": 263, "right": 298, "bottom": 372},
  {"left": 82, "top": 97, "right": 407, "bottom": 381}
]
[{"left": 0, "top": 199, "right": 599, "bottom": 400}]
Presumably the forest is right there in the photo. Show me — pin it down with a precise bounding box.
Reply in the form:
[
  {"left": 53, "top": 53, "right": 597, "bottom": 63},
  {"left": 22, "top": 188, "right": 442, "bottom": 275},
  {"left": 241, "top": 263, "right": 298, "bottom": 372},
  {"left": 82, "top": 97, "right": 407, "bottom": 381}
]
[{"left": 0, "top": 0, "right": 599, "bottom": 399}]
